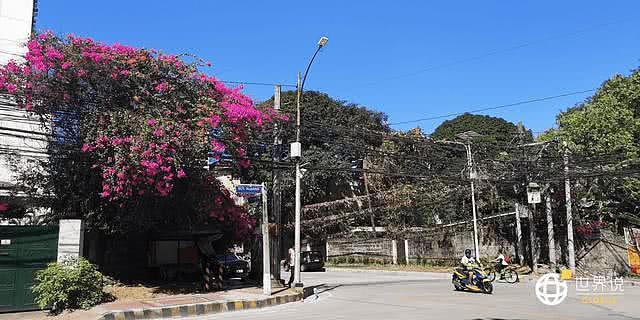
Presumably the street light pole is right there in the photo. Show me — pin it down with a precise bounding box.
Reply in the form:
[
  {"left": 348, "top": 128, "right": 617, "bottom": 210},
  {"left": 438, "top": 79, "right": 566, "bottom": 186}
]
[
  {"left": 293, "top": 36, "right": 328, "bottom": 288},
  {"left": 293, "top": 72, "right": 302, "bottom": 287}
]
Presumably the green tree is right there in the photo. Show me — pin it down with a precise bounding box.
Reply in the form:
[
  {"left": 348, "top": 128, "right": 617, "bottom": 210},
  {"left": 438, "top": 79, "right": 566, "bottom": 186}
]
[
  {"left": 546, "top": 69, "right": 640, "bottom": 219},
  {"left": 255, "top": 91, "right": 390, "bottom": 236},
  {"left": 431, "top": 113, "right": 532, "bottom": 145}
]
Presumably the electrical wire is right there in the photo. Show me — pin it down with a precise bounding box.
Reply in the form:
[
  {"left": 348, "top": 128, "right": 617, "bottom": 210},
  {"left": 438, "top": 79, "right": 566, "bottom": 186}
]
[{"left": 388, "top": 89, "right": 595, "bottom": 126}]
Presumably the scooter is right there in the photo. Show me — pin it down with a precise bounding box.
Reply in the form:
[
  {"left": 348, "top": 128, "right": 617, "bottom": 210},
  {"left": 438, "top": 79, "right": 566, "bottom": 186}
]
[{"left": 452, "top": 267, "right": 493, "bottom": 294}]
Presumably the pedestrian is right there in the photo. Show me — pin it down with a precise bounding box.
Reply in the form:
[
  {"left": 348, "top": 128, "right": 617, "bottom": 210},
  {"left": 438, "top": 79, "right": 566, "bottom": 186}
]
[{"left": 287, "top": 247, "right": 296, "bottom": 287}]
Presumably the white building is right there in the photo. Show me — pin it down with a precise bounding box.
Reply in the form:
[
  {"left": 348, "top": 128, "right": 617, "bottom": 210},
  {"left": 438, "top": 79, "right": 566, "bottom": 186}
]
[{"left": 0, "top": 0, "right": 48, "bottom": 223}]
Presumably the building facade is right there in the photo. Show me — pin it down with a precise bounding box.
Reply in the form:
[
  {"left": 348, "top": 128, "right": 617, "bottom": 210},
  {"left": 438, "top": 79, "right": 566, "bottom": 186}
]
[{"left": 0, "top": 0, "right": 48, "bottom": 224}]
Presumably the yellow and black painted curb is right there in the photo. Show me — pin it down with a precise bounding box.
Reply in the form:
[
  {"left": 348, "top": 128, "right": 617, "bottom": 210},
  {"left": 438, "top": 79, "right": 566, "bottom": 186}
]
[{"left": 98, "top": 292, "right": 303, "bottom": 320}]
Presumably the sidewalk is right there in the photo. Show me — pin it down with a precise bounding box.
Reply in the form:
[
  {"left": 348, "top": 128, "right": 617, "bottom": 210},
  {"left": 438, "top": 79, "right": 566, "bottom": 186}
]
[{"left": 0, "top": 287, "right": 302, "bottom": 320}]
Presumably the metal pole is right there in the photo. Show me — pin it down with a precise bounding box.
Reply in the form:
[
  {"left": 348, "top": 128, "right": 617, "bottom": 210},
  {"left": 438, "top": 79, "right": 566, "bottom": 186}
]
[
  {"left": 564, "top": 142, "right": 576, "bottom": 272},
  {"left": 293, "top": 73, "right": 302, "bottom": 287},
  {"left": 261, "top": 183, "right": 271, "bottom": 295},
  {"left": 467, "top": 143, "right": 480, "bottom": 259},
  {"left": 293, "top": 40, "right": 326, "bottom": 288},
  {"left": 271, "top": 85, "right": 282, "bottom": 282},
  {"left": 363, "top": 157, "right": 376, "bottom": 235}
]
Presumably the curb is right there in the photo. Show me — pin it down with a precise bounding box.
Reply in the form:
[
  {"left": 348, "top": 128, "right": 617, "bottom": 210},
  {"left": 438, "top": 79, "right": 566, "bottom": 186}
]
[{"left": 97, "top": 292, "right": 303, "bottom": 320}]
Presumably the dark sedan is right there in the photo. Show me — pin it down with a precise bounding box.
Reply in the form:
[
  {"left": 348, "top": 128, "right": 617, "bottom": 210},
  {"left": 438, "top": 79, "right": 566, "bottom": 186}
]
[
  {"left": 301, "top": 251, "right": 325, "bottom": 272},
  {"left": 216, "top": 254, "right": 250, "bottom": 280}
]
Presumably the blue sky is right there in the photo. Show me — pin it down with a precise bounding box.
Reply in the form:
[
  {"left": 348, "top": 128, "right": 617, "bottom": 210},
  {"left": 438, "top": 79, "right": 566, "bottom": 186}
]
[{"left": 37, "top": 1, "right": 639, "bottom": 134}]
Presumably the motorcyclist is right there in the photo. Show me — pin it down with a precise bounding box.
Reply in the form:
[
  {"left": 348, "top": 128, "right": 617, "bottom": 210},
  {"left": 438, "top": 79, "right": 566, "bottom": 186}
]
[{"left": 460, "top": 249, "right": 478, "bottom": 284}]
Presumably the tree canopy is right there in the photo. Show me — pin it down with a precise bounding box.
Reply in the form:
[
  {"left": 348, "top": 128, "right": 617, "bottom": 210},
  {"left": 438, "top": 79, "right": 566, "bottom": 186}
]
[
  {"left": 431, "top": 113, "right": 533, "bottom": 145},
  {"left": 0, "top": 32, "right": 281, "bottom": 240},
  {"left": 545, "top": 68, "right": 640, "bottom": 219}
]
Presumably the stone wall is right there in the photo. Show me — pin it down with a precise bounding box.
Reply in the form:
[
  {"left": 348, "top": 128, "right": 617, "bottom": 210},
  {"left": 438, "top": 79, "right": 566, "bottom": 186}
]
[
  {"left": 575, "top": 230, "right": 632, "bottom": 276},
  {"left": 328, "top": 237, "right": 393, "bottom": 259},
  {"left": 327, "top": 222, "right": 517, "bottom": 265}
]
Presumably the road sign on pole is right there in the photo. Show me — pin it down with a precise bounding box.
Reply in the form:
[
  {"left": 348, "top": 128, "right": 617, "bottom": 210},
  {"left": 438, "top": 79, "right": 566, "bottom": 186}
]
[
  {"left": 235, "top": 183, "right": 270, "bottom": 294},
  {"left": 260, "top": 183, "right": 271, "bottom": 295},
  {"left": 236, "top": 184, "right": 263, "bottom": 195}
]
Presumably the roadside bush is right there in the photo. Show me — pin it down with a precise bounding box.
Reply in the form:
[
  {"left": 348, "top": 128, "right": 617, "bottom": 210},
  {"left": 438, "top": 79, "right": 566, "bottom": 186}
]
[{"left": 33, "top": 258, "right": 109, "bottom": 313}]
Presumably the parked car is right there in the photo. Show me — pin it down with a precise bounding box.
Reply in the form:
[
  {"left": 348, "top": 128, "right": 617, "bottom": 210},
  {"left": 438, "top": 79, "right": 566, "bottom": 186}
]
[
  {"left": 301, "top": 251, "right": 325, "bottom": 272},
  {"left": 216, "top": 253, "right": 250, "bottom": 280}
]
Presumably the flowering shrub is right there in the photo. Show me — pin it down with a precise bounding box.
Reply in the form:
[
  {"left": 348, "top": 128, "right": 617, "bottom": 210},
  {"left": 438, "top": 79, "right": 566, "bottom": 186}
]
[{"left": 0, "top": 32, "right": 283, "bottom": 239}]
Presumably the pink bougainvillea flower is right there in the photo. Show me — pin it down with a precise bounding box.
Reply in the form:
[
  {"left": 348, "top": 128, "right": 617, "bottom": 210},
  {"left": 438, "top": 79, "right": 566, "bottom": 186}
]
[
  {"left": 5, "top": 83, "right": 17, "bottom": 94},
  {"left": 0, "top": 32, "right": 282, "bottom": 240},
  {"left": 154, "top": 81, "right": 170, "bottom": 93}
]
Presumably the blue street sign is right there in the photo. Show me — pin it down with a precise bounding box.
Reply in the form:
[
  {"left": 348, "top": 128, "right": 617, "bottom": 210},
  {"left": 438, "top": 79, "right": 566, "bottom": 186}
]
[{"left": 236, "top": 184, "right": 262, "bottom": 195}]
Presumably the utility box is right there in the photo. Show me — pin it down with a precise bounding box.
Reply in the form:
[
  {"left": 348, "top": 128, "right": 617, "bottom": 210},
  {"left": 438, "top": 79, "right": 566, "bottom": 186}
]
[
  {"left": 527, "top": 182, "right": 542, "bottom": 204},
  {"left": 290, "top": 142, "right": 302, "bottom": 158}
]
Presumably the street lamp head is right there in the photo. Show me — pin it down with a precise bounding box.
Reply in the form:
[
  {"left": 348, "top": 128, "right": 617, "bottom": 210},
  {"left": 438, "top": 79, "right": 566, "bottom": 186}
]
[{"left": 318, "top": 36, "right": 329, "bottom": 48}]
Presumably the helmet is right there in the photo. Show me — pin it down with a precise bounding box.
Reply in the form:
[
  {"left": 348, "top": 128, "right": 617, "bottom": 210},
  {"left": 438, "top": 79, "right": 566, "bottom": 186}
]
[{"left": 465, "top": 249, "right": 472, "bottom": 255}]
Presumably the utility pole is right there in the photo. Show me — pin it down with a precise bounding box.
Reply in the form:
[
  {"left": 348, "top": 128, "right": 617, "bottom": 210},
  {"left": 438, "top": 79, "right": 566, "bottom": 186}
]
[
  {"left": 271, "top": 85, "right": 282, "bottom": 283},
  {"left": 519, "top": 122, "right": 537, "bottom": 271},
  {"left": 545, "top": 188, "right": 556, "bottom": 269},
  {"left": 530, "top": 203, "right": 538, "bottom": 269},
  {"left": 441, "top": 134, "right": 481, "bottom": 259},
  {"left": 465, "top": 142, "right": 480, "bottom": 260},
  {"left": 261, "top": 184, "right": 271, "bottom": 295},
  {"left": 514, "top": 203, "right": 524, "bottom": 264},
  {"left": 563, "top": 141, "right": 576, "bottom": 272},
  {"left": 363, "top": 156, "right": 376, "bottom": 236}
]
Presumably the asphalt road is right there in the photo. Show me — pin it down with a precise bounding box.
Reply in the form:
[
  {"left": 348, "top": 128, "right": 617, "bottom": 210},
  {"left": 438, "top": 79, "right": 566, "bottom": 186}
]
[{"left": 187, "top": 269, "right": 640, "bottom": 320}]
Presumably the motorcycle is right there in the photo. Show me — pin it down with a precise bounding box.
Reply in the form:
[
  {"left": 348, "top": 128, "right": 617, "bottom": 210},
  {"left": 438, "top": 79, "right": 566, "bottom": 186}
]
[{"left": 452, "top": 267, "right": 493, "bottom": 294}]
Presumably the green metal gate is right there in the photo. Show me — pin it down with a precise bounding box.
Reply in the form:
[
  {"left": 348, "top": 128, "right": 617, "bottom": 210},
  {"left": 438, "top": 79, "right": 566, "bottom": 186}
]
[{"left": 0, "top": 225, "right": 58, "bottom": 313}]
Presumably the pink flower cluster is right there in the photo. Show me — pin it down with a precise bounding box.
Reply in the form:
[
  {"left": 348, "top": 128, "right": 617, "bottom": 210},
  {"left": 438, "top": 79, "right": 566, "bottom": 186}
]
[
  {"left": 0, "top": 31, "right": 289, "bottom": 241},
  {"left": 205, "top": 185, "right": 256, "bottom": 241},
  {"left": 83, "top": 122, "right": 190, "bottom": 200}
]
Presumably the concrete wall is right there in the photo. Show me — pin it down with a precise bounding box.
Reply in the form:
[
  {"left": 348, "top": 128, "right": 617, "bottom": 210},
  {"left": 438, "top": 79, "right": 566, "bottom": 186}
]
[{"left": 327, "top": 223, "right": 516, "bottom": 265}]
